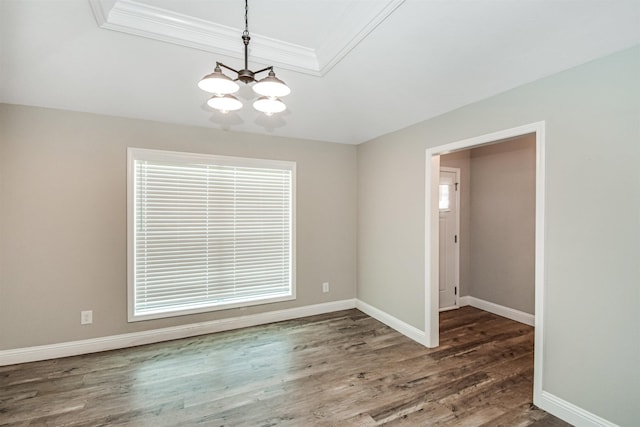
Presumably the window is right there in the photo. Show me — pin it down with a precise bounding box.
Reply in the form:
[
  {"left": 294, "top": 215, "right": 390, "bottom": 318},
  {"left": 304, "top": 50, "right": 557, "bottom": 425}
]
[
  {"left": 127, "top": 148, "right": 295, "bottom": 321},
  {"left": 439, "top": 184, "right": 450, "bottom": 210}
]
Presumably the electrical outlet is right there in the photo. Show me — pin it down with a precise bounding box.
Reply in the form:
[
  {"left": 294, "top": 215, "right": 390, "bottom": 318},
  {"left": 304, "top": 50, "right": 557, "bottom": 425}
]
[
  {"left": 322, "top": 282, "right": 329, "bottom": 293},
  {"left": 81, "top": 310, "right": 93, "bottom": 325}
]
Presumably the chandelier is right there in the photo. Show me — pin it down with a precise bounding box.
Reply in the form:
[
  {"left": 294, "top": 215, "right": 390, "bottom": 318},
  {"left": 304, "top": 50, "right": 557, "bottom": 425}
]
[{"left": 198, "top": 0, "right": 291, "bottom": 115}]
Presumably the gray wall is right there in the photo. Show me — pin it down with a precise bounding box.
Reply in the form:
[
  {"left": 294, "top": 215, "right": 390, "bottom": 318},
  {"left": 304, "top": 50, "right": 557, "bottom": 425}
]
[
  {"left": 357, "top": 46, "right": 639, "bottom": 426},
  {"left": 0, "top": 104, "right": 357, "bottom": 350},
  {"left": 439, "top": 150, "right": 470, "bottom": 297},
  {"left": 1, "top": 46, "right": 638, "bottom": 427},
  {"left": 469, "top": 136, "right": 536, "bottom": 314}
]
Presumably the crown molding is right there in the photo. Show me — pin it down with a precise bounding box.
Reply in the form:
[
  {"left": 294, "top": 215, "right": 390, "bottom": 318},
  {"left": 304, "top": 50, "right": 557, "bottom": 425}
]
[
  {"left": 316, "top": 0, "right": 405, "bottom": 75},
  {"left": 89, "top": 0, "right": 404, "bottom": 76}
]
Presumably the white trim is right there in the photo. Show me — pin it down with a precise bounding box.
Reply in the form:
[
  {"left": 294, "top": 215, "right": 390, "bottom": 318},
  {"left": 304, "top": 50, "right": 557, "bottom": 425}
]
[
  {"left": 0, "top": 299, "right": 356, "bottom": 366},
  {"left": 424, "top": 154, "right": 441, "bottom": 347},
  {"left": 425, "top": 121, "right": 546, "bottom": 408},
  {"left": 538, "top": 391, "right": 620, "bottom": 427},
  {"left": 459, "top": 296, "right": 535, "bottom": 327},
  {"left": 533, "top": 126, "right": 546, "bottom": 406},
  {"left": 89, "top": 0, "right": 319, "bottom": 74},
  {"left": 355, "top": 299, "right": 427, "bottom": 346},
  {"left": 314, "top": 0, "right": 405, "bottom": 75},
  {"left": 89, "top": 0, "right": 404, "bottom": 76},
  {"left": 1, "top": 294, "right": 620, "bottom": 426},
  {"left": 89, "top": 0, "right": 109, "bottom": 26}
]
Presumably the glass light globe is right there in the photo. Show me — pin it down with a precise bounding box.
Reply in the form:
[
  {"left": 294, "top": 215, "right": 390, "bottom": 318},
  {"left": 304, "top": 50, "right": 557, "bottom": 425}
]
[
  {"left": 208, "top": 94, "right": 243, "bottom": 113},
  {"left": 253, "top": 96, "right": 286, "bottom": 115}
]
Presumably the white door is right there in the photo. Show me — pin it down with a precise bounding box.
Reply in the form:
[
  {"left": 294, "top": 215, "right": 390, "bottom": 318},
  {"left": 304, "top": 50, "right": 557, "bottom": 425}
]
[{"left": 439, "top": 168, "right": 460, "bottom": 310}]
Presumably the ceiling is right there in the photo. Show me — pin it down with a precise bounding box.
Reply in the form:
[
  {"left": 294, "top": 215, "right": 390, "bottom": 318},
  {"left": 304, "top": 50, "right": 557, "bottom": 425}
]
[{"left": 1, "top": 0, "right": 639, "bottom": 145}]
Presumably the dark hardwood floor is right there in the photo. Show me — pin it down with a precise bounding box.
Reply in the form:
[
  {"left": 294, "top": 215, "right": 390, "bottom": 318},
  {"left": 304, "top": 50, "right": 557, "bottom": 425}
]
[{"left": 0, "top": 307, "right": 572, "bottom": 426}]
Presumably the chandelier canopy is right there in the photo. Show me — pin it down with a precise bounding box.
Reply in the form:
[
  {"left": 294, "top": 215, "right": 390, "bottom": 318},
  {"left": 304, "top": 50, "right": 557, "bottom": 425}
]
[{"left": 198, "top": 0, "right": 291, "bottom": 115}]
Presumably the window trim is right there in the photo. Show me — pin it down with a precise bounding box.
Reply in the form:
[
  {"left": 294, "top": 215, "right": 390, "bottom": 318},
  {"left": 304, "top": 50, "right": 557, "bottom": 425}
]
[{"left": 127, "top": 147, "right": 296, "bottom": 322}]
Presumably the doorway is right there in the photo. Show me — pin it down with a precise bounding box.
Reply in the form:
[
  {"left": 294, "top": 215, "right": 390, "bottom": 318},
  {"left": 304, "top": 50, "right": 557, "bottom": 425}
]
[
  {"left": 438, "top": 167, "right": 460, "bottom": 311},
  {"left": 425, "top": 121, "right": 545, "bottom": 406}
]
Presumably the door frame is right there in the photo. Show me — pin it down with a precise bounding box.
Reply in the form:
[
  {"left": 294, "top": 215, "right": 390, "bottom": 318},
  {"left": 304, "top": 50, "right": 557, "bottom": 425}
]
[
  {"left": 424, "top": 121, "right": 545, "bottom": 406},
  {"left": 438, "top": 166, "right": 460, "bottom": 311}
]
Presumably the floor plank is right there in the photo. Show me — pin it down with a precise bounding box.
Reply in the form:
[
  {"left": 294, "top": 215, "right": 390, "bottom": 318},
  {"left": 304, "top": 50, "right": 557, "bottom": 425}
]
[{"left": 0, "top": 307, "right": 572, "bottom": 426}]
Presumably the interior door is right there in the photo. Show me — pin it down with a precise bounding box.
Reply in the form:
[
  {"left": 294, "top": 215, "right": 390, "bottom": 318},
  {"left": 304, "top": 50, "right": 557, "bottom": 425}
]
[{"left": 439, "top": 168, "right": 459, "bottom": 310}]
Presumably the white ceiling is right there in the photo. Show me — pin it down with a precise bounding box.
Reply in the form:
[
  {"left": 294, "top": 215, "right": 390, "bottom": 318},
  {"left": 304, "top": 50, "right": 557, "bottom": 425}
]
[{"left": 1, "top": 0, "right": 639, "bottom": 144}]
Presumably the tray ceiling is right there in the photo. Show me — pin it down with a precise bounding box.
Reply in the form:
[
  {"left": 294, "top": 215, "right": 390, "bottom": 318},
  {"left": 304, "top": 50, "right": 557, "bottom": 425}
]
[
  {"left": 1, "top": 1, "right": 638, "bottom": 144},
  {"left": 89, "top": 0, "right": 405, "bottom": 75}
]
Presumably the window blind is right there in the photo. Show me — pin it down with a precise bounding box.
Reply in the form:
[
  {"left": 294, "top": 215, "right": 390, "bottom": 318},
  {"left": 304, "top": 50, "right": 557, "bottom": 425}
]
[{"left": 129, "top": 149, "right": 294, "bottom": 320}]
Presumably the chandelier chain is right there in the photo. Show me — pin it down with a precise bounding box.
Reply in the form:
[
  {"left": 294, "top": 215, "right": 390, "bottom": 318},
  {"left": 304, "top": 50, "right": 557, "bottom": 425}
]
[{"left": 243, "top": 0, "right": 249, "bottom": 37}]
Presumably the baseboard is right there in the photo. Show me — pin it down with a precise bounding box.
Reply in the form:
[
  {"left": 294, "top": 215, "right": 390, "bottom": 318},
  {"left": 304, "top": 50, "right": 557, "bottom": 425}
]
[
  {"left": 459, "top": 297, "right": 620, "bottom": 426},
  {"left": 0, "top": 299, "right": 357, "bottom": 366},
  {"left": 355, "top": 299, "right": 427, "bottom": 346},
  {"left": 538, "top": 390, "right": 620, "bottom": 427},
  {"left": 459, "top": 296, "right": 535, "bottom": 326},
  {"left": 2, "top": 298, "right": 618, "bottom": 426}
]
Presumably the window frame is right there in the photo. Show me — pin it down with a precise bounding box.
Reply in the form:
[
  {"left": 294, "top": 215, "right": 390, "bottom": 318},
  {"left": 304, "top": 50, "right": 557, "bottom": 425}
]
[{"left": 127, "top": 147, "right": 296, "bottom": 322}]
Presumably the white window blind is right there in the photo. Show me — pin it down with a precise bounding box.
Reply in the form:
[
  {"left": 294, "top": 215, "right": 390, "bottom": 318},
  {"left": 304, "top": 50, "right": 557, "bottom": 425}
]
[{"left": 128, "top": 148, "right": 295, "bottom": 321}]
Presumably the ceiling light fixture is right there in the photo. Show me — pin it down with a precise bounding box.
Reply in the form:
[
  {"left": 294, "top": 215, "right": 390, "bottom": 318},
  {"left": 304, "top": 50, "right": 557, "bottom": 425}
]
[{"left": 198, "top": 0, "right": 291, "bottom": 115}]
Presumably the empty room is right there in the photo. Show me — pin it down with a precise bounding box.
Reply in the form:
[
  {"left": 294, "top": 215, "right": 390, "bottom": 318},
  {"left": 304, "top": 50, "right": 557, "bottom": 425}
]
[{"left": 1, "top": 1, "right": 638, "bottom": 426}]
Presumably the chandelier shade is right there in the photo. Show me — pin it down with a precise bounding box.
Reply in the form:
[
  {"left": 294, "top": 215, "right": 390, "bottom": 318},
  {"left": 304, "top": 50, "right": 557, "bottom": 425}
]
[
  {"left": 198, "top": 66, "right": 240, "bottom": 95},
  {"left": 207, "top": 94, "right": 243, "bottom": 113},
  {"left": 253, "top": 96, "right": 286, "bottom": 115},
  {"left": 198, "top": 0, "right": 290, "bottom": 115},
  {"left": 253, "top": 71, "right": 291, "bottom": 98}
]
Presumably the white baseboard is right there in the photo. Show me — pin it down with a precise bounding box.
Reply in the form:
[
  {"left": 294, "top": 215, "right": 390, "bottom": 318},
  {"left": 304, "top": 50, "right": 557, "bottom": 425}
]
[
  {"left": 460, "top": 297, "right": 621, "bottom": 426},
  {"left": 538, "top": 390, "right": 620, "bottom": 427},
  {"left": 1, "top": 297, "right": 619, "bottom": 427},
  {"left": 459, "top": 296, "right": 535, "bottom": 326},
  {"left": 0, "top": 299, "right": 357, "bottom": 366},
  {"left": 355, "top": 299, "right": 427, "bottom": 346}
]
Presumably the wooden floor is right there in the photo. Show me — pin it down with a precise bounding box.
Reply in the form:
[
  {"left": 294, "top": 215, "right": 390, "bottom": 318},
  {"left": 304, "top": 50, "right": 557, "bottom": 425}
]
[{"left": 0, "top": 307, "right": 572, "bottom": 426}]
